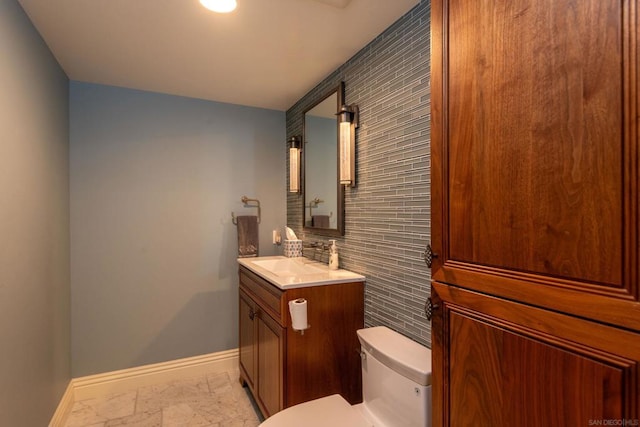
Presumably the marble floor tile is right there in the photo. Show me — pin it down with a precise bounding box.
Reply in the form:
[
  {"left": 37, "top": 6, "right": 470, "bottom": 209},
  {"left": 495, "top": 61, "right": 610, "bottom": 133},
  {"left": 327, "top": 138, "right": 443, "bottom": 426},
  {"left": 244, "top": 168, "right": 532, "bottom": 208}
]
[
  {"left": 104, "top": 410, "right": 162, "bottom": 427},
  {"left": 162, "top": 403, "right": 211, "bottom": 426},
  {"left": 63, "top": 369, "right": 262, "bottom": 427},
  {"left": 65, "top": 391, "right": 137, "bottom": 427},
  {"left": 136, "top": 376, "right": 211, "bottom": 414}
]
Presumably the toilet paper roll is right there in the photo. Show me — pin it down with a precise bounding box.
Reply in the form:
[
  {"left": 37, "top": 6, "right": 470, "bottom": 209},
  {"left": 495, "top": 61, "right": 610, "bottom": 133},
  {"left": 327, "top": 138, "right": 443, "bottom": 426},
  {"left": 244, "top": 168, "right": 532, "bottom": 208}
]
[{"left": 288, "top": 298, "right": 308, "bottom": 331}]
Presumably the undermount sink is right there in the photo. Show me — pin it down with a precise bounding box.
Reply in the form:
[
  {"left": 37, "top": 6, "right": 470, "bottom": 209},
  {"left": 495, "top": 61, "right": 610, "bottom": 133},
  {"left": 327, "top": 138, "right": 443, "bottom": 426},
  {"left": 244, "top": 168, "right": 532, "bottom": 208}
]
[
  {"left": 252, "top": 257, "right": 325, "bottom": 277},
  {"left": 238, "top": 256, "right": 365, "bottom": 289}
]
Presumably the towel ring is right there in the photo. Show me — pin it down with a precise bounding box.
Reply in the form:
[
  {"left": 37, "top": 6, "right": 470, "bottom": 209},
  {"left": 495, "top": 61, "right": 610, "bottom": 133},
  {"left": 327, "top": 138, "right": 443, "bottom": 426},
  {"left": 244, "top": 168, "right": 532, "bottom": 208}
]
[{"left": 231, "top": 196, "right": 261, "bottom": 225}]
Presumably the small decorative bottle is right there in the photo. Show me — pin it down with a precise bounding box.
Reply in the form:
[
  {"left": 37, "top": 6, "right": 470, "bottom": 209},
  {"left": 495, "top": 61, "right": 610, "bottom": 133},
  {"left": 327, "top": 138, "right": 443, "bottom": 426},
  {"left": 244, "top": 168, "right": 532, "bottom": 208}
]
[{"left": 328, "top": 240, "right": 339, "bottom": 270}]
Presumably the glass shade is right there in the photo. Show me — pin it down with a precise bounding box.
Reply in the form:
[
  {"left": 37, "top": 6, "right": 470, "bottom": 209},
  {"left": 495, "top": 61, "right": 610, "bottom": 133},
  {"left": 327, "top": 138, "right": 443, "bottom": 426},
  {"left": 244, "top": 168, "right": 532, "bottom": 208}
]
[
  {"left": 289, "top": 146, "right": 300, "bottom": 193},
  {"left": 339, "top": 121, "right": 354, "bottom": 185}
]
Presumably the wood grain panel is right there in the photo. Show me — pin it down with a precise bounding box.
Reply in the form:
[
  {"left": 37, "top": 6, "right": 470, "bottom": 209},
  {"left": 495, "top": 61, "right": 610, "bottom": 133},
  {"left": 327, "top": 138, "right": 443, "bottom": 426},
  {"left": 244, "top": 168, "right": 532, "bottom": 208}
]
[
  {"left": 257, "top": 311, "right": 284, "bottom": 418},
  {"left": 285, "top": 282, "right": 364, "bottom": 406},
  {"left": 445, "top": 0, "right": 624, "bottom": 286},
  {"left": 238, "top": 290, "right": 256, "bottom": 389},
  {"left": 449, "top": 311, "right": 504, "bottom": 425},
  {"left": 239, "top": 267, "right": 284, "bottom": 323},
  {"left": 432, "top": 283, "right": 639, "bottom": 426},
  {"left": 450, "top": 313, "right": 626, "bottom": 426},
  {"left": 430, "top": 0, "right": 639, "bottom": 425},
  {"left": 437, "top": 261, "right": 640, "bottom": 332}
]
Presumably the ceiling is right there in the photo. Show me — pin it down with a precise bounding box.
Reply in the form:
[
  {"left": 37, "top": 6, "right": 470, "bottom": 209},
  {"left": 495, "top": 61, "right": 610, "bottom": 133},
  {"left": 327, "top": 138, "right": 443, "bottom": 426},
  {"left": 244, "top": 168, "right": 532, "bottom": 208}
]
[{"left": 18, "top": 0, "right": 420, "bottom": 111}]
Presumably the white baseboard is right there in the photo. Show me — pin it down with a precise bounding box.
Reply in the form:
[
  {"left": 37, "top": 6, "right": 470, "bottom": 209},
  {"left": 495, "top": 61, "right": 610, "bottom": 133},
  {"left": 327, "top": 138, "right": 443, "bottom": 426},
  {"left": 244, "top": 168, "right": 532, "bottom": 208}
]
[
  {"left": 48, "top": 381, "right": 75, "bottom": 427},
  {"left": 73, "top": 349, "right": 239, "bottom": 400},
  {"left": 49, "top": 348, "right": 239, "bottom": 426}
]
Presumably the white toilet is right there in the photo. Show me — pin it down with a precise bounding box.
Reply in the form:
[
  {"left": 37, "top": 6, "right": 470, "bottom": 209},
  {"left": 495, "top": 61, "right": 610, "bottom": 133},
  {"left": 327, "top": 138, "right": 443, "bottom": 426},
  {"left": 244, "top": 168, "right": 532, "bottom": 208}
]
[{"left": 259, "top": 326, "right": 432, "bottom": 427}]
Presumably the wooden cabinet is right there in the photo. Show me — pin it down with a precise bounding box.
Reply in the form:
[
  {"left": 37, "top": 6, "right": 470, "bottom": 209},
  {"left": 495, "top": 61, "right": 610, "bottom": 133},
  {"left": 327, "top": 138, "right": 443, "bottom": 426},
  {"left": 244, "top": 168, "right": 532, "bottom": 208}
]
[
  {"left": 238, "top": 265, "right": 364, "bottom": 418},
  {"left": 431, "top": 283, "right": 639, "bottom": 426},
  {"left": 430, "top": 0, "right": 639, "bottom": 425},
  {"left": 238, "top": 290, "right": 257, "bottom": 390},
  {"left": 239, "top": 272, "right": 285, "bottom": 417},
  {"left": 256, "top": 306, "right": 284, "bottom": 417}
]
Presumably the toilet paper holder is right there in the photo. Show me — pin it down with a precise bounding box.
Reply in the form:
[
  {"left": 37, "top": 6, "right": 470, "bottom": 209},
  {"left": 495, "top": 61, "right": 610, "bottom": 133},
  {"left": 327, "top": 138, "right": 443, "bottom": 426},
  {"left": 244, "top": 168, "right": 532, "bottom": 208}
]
[
  {"left": 294, "top": 324, "right": 311, "bottom": 335},
  {"left": 289, "top": 298, "right": 311, "bottom": 335}
]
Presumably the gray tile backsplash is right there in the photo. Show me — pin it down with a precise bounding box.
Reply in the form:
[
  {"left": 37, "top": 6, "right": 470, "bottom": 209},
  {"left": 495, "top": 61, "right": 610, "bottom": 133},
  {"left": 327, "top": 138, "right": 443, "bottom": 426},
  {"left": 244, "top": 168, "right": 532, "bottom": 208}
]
[{"left": 286, "top": 1, "right": 430, "bottom": 346}]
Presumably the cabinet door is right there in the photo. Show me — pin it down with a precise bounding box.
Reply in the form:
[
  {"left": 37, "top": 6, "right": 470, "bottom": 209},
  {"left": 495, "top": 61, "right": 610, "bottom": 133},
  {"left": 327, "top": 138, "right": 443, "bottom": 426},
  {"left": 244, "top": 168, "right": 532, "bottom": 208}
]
[
  {"left": 431, "top": 283, "right": 640, "bottom": 426},
  {"left": 239, "top": 290, "right": 256, "bottom": 389},
  {"left": 257, "top": 311, "right": 284, "bottom": 418},
  {"left": 430, "top": 0, "right": 639, "bottom": 330}
]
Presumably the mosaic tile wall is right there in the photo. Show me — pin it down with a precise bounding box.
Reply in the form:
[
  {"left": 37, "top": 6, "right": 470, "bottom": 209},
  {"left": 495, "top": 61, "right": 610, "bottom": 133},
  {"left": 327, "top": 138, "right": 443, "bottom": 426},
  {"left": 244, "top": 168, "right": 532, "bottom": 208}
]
[{"left": 286, "top": 0, "right": 431, "bottom": 346}]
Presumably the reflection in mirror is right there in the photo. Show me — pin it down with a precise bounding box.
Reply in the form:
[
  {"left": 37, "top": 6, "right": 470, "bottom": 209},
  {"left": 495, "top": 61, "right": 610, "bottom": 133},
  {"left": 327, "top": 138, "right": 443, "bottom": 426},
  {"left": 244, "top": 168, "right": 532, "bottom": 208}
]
[
  {"left": 303, "top": 82, "right": 344, "bottom": 236},
  {"left": 305, "top": 94, "right": 336, "bottom": 227}
]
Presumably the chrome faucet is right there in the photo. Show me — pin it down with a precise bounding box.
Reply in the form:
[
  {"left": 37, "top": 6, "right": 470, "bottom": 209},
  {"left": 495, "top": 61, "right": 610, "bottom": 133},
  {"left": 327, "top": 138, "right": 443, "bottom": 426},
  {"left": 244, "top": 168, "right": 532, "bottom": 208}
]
[{"left": 303, "top": 241, "right": 330, "bottom": 262}]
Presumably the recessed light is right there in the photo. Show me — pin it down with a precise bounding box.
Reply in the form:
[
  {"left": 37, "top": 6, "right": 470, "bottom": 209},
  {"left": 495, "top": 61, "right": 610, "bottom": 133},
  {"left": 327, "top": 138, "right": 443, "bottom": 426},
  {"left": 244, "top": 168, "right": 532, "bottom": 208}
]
[{"left": 199, "top": 0, "right": 237, "bottom": 13}]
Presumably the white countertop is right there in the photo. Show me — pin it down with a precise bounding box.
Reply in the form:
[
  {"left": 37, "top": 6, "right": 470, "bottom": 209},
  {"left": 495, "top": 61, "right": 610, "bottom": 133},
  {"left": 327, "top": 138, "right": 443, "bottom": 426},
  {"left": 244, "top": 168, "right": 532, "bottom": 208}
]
[{"left": 238, "top": 256, "right": 365, "bottom": 289}]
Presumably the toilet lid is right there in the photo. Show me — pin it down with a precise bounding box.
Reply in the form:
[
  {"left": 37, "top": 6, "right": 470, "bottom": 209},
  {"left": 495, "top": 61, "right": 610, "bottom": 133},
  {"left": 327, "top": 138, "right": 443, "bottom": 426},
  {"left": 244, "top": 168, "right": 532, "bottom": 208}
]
[{"left": 259, "top": 394, "right": 371, "bottom": 427}]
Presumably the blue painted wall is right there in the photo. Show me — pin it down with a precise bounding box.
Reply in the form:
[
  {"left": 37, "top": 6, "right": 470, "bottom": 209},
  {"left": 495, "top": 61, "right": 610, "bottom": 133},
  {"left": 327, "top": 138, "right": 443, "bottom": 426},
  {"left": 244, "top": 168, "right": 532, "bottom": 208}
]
[
  {"left": 70, "top": 82, "right": 286, "bottom": 376},
  {"left": 0, "top": 0, "right": 70, "bottom": 424}
]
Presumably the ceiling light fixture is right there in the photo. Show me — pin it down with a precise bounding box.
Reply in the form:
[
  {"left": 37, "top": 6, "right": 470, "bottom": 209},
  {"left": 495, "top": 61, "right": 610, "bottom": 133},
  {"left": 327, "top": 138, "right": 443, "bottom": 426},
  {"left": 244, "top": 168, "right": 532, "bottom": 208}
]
[{"left": 199, "top": 0, "right": 237, "bottom": 13}]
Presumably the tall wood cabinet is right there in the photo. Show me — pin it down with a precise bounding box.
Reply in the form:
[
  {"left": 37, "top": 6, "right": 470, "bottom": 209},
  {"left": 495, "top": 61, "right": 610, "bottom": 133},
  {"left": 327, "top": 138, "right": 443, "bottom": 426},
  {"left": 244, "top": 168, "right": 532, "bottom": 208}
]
[{"left": 430, "top": 0, "right": 639, "bottom": 425}]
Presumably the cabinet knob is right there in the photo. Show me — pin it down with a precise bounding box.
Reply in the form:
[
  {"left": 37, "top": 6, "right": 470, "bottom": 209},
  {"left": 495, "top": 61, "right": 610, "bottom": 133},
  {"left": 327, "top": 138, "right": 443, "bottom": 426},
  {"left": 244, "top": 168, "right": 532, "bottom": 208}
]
[
  {"left": 249, "top": 308, "right": 257, "bottom": 320},
  {"left": 422, "top": 244, "right": 438, "bottom": 268},
  {"left": 425, "top": 297, "right": 440, "bottom": 321}
]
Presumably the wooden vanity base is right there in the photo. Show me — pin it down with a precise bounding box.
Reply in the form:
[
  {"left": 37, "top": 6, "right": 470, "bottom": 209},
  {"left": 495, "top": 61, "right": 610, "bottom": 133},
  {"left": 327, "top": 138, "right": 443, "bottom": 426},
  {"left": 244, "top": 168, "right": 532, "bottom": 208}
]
[{"left": 238, "top": 265, "right": 364, "bottom": 418}]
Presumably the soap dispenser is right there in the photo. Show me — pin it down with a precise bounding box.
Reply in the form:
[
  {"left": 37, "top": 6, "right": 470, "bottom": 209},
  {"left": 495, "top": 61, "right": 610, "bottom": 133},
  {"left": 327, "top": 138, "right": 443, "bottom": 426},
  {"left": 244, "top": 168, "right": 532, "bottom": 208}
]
[{"left": 328, "top": 240, "right": 339, "bottom": 270}]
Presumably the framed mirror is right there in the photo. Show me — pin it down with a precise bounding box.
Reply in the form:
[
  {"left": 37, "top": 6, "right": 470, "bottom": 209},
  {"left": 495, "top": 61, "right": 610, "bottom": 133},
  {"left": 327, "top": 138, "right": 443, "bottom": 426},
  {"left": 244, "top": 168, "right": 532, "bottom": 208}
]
[{"left": 302, "top": 82, "right": 345, "bottom": 236}]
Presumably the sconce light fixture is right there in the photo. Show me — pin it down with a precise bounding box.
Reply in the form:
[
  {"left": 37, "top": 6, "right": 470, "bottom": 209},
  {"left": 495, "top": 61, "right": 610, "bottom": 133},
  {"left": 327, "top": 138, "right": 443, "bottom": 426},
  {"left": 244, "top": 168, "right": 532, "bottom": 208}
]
[
  {"left": 337, "top": 103, "right": 359, "bottom": 187},
  {"left": 288, "top": 136, "right": 302, "bottom": 193},
  {"left": 199, "top": 0, "right": 237, "bottom": 13}
]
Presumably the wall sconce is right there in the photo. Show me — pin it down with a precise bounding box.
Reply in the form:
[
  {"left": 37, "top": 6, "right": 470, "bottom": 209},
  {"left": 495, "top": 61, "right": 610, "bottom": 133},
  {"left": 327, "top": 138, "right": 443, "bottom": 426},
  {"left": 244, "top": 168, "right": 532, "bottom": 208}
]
[
  {"left": 337, "top": 104, "right": 359, "bottom": 187},
  {"left": 288, "top": 136, "right": 302, "bottom": 193}
]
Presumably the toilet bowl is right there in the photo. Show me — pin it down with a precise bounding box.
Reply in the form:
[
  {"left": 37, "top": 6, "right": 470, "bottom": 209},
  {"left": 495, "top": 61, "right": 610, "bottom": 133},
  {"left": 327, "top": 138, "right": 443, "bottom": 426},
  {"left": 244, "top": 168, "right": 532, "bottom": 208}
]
[{"left": 259, "top": 326, "right": 432, "bottom": 427}]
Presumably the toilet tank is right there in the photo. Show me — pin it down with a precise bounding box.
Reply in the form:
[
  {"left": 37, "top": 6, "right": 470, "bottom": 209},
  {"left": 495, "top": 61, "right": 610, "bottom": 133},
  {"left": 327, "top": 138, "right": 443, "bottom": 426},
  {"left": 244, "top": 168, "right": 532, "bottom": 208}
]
[{"left": 357, "top": 326, "right": 432, "bottom": 427}]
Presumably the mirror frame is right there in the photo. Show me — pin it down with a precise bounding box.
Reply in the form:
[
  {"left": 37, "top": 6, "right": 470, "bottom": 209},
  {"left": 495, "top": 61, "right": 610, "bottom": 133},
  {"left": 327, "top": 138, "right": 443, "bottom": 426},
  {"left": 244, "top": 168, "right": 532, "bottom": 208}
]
[{"left": 301, "top": 82, "right": 345, "bottom": 236}]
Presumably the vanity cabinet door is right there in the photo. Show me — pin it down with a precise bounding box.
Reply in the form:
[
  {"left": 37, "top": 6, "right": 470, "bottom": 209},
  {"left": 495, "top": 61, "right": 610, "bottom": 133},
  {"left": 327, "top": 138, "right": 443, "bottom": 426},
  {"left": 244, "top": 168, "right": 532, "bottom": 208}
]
[
  {"left": 239, "top": 290, "right": 256, "bottom": 389},
  {"left": 256, "top": 310, "right": 284, "bottom": 418},
  {"left": 239, "top": 287, "right": 285, "bottom": 418}
]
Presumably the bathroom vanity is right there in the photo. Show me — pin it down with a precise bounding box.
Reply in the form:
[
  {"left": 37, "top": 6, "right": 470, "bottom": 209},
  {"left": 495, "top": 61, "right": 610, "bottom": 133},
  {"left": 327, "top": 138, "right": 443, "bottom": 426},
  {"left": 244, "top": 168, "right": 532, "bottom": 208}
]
[{"left": 237, "top": 256, "right": 365, "bottom": 418}]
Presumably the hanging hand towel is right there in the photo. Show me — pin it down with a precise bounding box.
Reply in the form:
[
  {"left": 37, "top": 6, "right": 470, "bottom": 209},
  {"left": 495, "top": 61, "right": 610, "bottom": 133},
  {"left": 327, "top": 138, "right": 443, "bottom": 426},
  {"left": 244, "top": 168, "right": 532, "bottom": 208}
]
[
  {"left": 312, "top": 215, "right": 330, "bottom": 228},
  {"left": 236, "top": 215, "right": 259, "bottom": 257}
]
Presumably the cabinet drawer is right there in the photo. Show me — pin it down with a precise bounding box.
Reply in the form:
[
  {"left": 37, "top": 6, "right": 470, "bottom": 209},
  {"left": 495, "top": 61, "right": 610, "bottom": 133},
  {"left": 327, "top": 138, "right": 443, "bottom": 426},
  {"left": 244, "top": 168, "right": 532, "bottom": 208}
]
[{"left": 239, "top": 266, "right": 284, "bottom": 324}]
